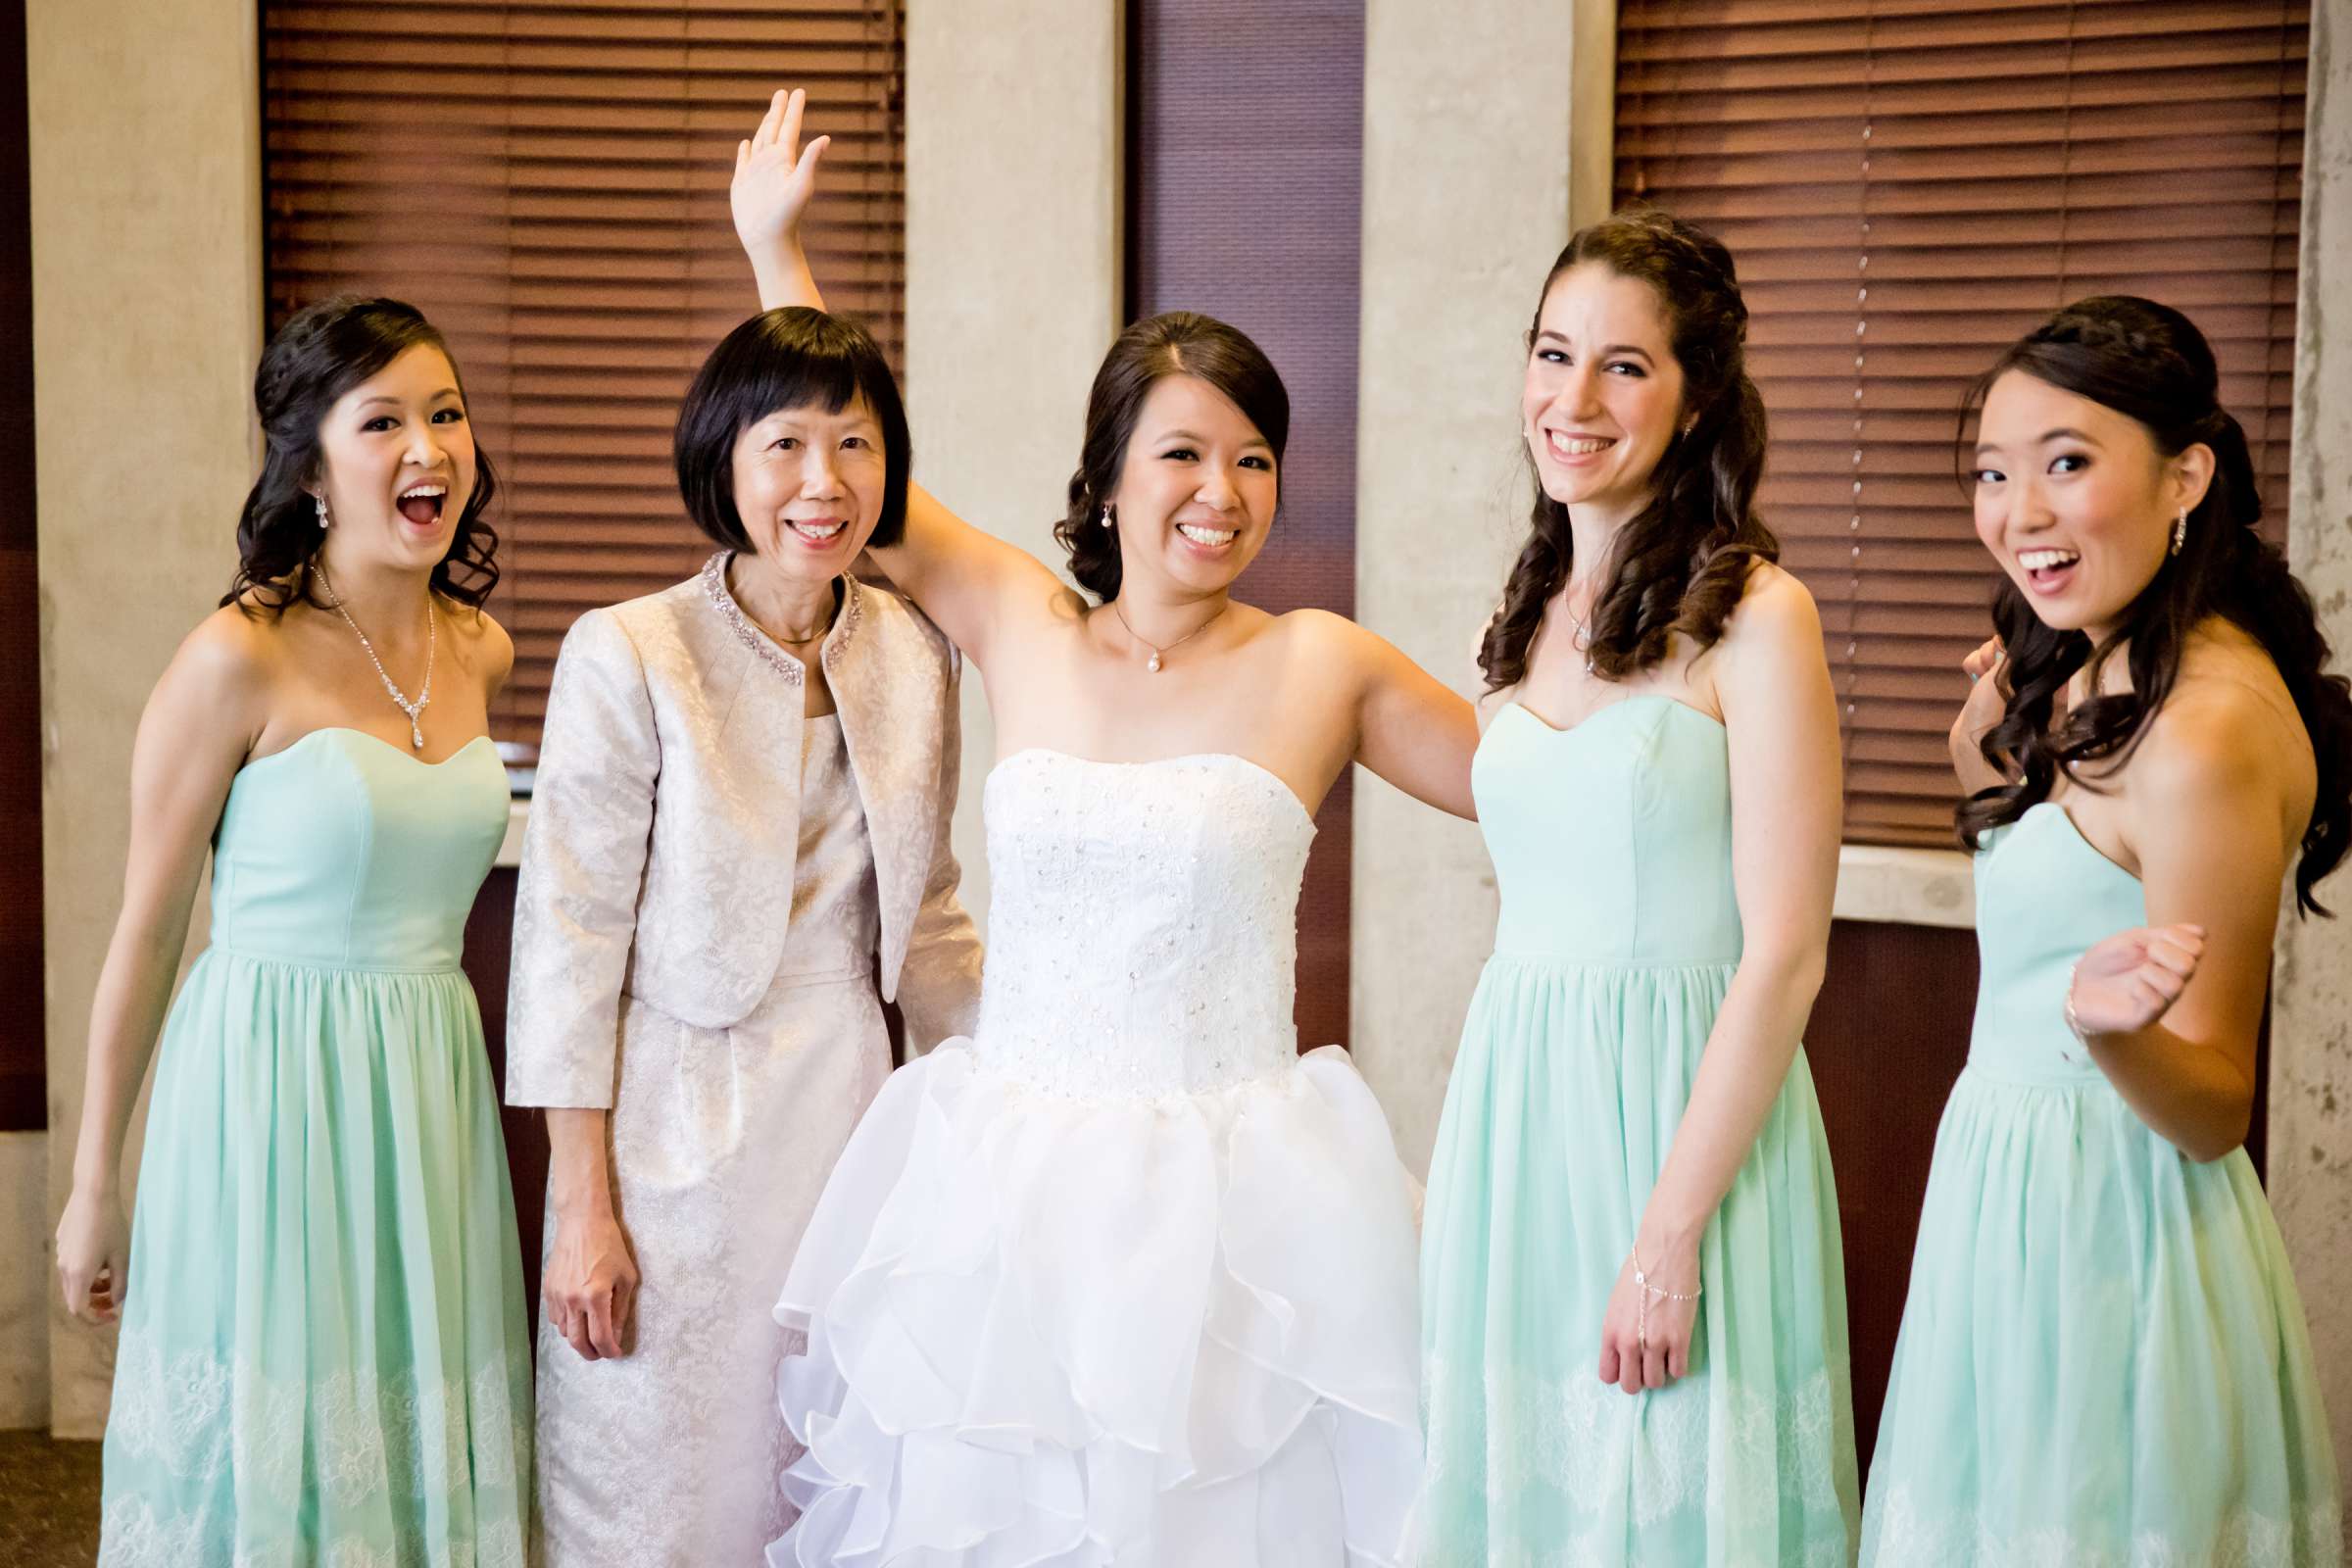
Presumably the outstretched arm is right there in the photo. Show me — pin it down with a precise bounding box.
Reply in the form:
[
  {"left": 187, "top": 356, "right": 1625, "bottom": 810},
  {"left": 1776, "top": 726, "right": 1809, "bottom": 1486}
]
[
  {"left": 1348, "top": 617, "right": 1480, "bottom": 819},
  {"left": 731, "top": 87, "right": 1062, "bottom": 667}
]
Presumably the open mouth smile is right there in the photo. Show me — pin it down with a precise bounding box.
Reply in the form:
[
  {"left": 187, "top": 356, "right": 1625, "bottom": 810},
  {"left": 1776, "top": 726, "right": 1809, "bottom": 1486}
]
[
  {"left": 396, "top": 482, "right": 448, "bottom": 526},
  {"left": 2016, "top": 546, "right": 2082, "bottom": 594}
]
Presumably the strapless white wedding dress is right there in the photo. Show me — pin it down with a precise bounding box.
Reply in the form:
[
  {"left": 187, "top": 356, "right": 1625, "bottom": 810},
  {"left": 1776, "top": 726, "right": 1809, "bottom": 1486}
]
[{"left": 768, "top": 749, "right": 1424, "bottom": 1566}]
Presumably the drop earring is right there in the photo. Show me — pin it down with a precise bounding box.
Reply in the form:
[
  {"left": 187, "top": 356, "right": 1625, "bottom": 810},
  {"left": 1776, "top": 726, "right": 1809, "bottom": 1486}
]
[
  {"left": 2170, "top": 508, "right": 2186, "bottom": 557},
  {"left": 316, "top": 495, "right": 330, "bottom": 529},
  {"left": 1100, "top": 504, "right": 1114, "bottom": 529}
]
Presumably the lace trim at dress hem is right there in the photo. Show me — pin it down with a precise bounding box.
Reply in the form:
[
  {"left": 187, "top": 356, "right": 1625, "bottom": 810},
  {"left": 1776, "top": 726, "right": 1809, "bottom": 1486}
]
[
  {"left": 105, "top": 1328, "right": 528, "bottom": 1515},
  {"left": 1861, "top": 1483, "right": 2344, "bottom": 1568},
  {"left": 98, "top": 1494, "right": 526, "bottom": 1568},
  {"left": 1423, "top": 1357, "right": 1851, "bottom": 1532}
]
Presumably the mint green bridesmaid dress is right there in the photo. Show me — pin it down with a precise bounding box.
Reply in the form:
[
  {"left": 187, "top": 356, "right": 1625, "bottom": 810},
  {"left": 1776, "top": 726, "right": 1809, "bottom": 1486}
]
[
  {"left": 97, "top": 728, "right": 532, "bottom": 1568},
  {"left": 1421, "top": 696, "right": 1860, "bottom": 1567},
  {"left": 1861, "top": 802, "right": 2342, "bottom": 1565}
]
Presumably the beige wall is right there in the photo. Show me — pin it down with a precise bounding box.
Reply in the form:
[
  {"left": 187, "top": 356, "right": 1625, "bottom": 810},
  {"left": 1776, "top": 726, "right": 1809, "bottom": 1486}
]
[
  {"left": 903, "top": 0, "right": 1123, "bottom": 931},
  {"left": 1349, "top": 0, "right": 1614, "bottom": 1176},
  {"left": 2276, "top": 0, "right": 2352, "bottom": 1527},
  {"left": 27, "top": 0, "right": 264, "bottom": 1437}
]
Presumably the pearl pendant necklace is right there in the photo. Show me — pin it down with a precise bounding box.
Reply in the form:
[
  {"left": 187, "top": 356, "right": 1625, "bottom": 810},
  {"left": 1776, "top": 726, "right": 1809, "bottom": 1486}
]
[
  {"left": 1112, "top": 595, "right": 1228, "bottom": 673},
  {"left": 313, "top": 561, "right": 435, "bottom": 748}
]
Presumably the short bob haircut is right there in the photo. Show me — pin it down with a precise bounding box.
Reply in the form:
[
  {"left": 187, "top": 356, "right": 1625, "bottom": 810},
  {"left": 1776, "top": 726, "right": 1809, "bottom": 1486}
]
[{"left": 673, "top": 306, "right": 910, "bottom": 551}]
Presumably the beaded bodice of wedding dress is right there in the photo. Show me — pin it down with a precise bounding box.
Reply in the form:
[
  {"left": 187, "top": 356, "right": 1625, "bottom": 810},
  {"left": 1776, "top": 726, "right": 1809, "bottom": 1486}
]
[{"left": 971, "top": 748, "right": 1315, "bottom": 1097}]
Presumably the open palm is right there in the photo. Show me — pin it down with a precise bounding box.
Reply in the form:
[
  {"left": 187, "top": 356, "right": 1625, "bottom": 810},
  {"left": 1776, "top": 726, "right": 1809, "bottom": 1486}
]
[{"left": 731, "top": 86, "right": 829, "bottom": 254}]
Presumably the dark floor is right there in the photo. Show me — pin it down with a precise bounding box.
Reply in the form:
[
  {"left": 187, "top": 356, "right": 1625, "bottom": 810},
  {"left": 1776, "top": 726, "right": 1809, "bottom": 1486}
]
[{"left": 0, "top": 1429, "right": 101, "bottom": 1566}]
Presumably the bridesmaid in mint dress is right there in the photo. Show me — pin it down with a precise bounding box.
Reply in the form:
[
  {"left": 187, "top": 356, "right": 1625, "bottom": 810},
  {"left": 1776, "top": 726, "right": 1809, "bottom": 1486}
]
[
  {"left": 54, "top": 296, "right": 533, "bottom": 1566},
  {"left": 1421, "top": 211, "right": 1860, "bottom": 1563},
  {"left": 1862, "top": 298, "right": 2345, "bottom": 1564}
]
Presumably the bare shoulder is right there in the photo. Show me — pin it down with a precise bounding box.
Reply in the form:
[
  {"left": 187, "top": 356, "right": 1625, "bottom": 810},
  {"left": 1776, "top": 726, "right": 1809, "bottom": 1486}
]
[
  {"left": 1708, "top": 562, "right": 1826, "bottom": 703},
  {"left": 442, "top": 596, "right": 514, "bottom": 683},
  {"left": 154, "top": 602, "right": 285, "bottom": 746},
  {"left": 2145, "top": 640, "right": 2307, "bottom": 766},
  {"left": 1274, "top": 604, "right": 1385, "bottom": 658},
  {"left": 2128, "top": 654, "right": 2312, "bottom": 848},
  {"left": 1720, "top": 561, "right": 1822, "bottom": 647},
  {"left": 175, "top": 601, "right": 285, "bottom": 698}
]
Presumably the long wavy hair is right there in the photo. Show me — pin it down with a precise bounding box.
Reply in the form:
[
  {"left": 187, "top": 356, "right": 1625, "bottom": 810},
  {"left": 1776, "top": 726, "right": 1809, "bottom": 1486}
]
[
  {"left": 223, "top": 296, "right": 500, "bottom": 613},
  {"left": 1955, "top": 295, "right": 2352, "bottom": 915},
  {"left": 1051, "top": 311, "right": 1290, "bottom": 602},
  {"left": 1479, "top": 208, "right": 1776, "bottom": 691}
]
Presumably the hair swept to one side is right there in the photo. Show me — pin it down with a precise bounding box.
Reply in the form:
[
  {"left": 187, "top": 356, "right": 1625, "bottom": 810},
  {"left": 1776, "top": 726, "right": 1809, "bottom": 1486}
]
[{"left": 1955, "top": 294, "right": 2352, "bottom": 915}]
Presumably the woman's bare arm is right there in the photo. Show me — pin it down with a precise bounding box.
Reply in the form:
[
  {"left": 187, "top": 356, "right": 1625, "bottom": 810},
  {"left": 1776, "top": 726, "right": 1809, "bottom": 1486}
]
[
  {"left": 1598, "top": 568, "right": 1841, "bottom": 1393},
  {"left": 57, "top": 612, "right": 270, "bottom": 1321}
]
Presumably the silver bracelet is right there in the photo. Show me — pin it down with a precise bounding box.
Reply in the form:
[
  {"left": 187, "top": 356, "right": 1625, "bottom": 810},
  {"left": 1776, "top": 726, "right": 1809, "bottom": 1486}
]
[
  {"left": 1630, "top": 1246, "right": 1700, "bottom": 1353},
  {"left": 2061, "top": 956, "right": 2092, "bottom": 1061}
]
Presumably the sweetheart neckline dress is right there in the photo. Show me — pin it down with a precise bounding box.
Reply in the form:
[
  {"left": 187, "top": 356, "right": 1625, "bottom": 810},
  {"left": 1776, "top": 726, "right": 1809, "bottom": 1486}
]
[
  {"left": 1861, "top": 801, "right": 2342, "bottom": 1566},
  {"left": 1420, "top": 697, "right": 1861, "bottom": 1566},
  {"left": 98, "top": 727, "right": 532, "bottom": 1568}
]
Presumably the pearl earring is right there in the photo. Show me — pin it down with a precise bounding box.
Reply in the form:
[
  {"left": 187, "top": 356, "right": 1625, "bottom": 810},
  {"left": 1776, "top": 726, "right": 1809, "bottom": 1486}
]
[
  {"left": 316, "top": 495, "right": 330, "bottom": 529},
  {"left": 1100, "top": 504, "right": 1114, "bottom": 529},
  {"left": 2170, "top": 509, "right": 2187, "bottom": 557}
]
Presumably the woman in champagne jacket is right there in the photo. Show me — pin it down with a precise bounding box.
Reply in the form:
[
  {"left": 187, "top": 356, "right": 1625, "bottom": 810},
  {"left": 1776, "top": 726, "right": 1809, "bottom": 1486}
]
[{"left": 506, "top": 305, "right": 983, "bottom": 1564}]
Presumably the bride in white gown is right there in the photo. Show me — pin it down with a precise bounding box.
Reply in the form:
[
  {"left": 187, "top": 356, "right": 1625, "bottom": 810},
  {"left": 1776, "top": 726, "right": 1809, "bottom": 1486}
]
[{"left": 735, "top": 91, "right": 1480, "bottom": 1565}]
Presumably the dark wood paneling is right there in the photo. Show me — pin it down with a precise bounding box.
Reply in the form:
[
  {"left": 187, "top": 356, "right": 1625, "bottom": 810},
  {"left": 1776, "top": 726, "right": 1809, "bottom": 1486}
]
[
  {"left": 0, "top": 0, "right": 44, "bottom": 1134},
  {"left": 1128, "top": 0, "right": 1363, "bottom": 1050},
  {"left": 1805, "top": 917, "right": 1978, "bottom": 1474},
  {"left": 463, "top": 867, "right": 548, "bottom": 1324}
]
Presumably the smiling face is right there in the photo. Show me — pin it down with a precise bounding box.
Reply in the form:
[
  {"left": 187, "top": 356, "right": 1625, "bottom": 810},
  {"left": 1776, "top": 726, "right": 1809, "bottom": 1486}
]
[
  {"left": 1522, "top": 263, "right": 1689, "bottom": 526},
  {"left": 1970, "top": 369, "right": 2213, "bottom": 641},
  {"left": 311, "top": 343, "right": 474, "bottom": 570},
  {"left": 1106, "top": 373, "right": 1279, "bottom": 596},
  {"left": 727, "top": 394, "right": 889, "bottom": 589}
]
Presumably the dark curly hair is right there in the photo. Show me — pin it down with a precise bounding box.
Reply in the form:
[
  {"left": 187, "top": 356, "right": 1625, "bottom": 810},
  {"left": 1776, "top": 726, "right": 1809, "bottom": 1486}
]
[
  {"left": 1956, "top": 296, "right": 2352, "bottom": 915},
  {"left": 223, "top": 296, "right": 499, "bottom": 613},
  {"left": 673, "top": 307, "right": 911, "bottom": 552},
  {"left": 1479, "top": 208, "right": 1776, "bottom": 691},
  {"left": 1052, "top": 311, "right": 1290, "bottom": 601}
]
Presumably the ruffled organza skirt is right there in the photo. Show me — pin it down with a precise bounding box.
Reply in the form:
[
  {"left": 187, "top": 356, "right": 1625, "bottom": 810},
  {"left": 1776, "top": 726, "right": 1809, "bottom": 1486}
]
[{"left": 767, "top": 1040, "right": 1425, "bottom": 1566}]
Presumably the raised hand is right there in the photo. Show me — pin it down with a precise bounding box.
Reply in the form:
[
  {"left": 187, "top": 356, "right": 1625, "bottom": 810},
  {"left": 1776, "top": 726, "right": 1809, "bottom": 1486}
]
[
  {"left": 732, "top": 87, "right": 830, "bottom": 258},
  {"left": 2068, "top": 923, "right": 2206, "bottom": 1040}
]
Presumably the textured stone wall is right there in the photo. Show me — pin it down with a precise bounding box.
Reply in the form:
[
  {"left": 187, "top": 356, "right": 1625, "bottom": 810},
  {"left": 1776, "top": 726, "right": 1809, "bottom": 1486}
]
[{"left": 2276, "top": 0, "right": 2352, "bottom": 1531}]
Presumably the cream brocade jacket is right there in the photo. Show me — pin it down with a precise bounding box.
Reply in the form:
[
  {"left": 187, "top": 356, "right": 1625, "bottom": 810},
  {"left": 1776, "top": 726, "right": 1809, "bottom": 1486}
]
[{"left": 506, "top": 555, "right": 983, "bottom": 1108}]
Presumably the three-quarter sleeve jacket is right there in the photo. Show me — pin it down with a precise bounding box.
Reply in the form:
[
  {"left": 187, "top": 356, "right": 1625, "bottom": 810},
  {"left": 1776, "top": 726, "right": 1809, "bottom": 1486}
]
[{"left": 505, "top": 551, "right": 984, "bottom": 1109}]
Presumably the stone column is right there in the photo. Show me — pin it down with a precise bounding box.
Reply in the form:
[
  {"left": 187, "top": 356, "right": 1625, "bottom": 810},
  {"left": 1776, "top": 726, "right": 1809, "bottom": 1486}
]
[
  {"left": 903, "top": 0, "right": 1123, "bottom": 932},
  {"left": 2274, "top": 0, "right": 2352, "bottom": 1533},
  {"left": 1349, "top": 0, "right": 1612, "bottom": 1174},
  {"left": 27, "top": 0, "right": 265, "bottom": 1437}
]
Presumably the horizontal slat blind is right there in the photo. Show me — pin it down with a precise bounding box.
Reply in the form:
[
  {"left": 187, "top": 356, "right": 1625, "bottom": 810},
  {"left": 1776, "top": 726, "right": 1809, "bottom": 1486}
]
[
  {"left": 264, "top": 0, "right": 906, "bottom": 748},
  {"left": 1615, "top": 0, "right": 2305, "bottom": 845}
]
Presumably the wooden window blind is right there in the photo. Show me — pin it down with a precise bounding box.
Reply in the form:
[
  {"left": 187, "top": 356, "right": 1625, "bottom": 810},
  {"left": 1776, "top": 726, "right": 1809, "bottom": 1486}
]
[
  {"left": 1615, "top": 0, "right": 2307, "bottom": 847},
  {"left": 262, "top": 0, "right": 907, "bottom": 750}
]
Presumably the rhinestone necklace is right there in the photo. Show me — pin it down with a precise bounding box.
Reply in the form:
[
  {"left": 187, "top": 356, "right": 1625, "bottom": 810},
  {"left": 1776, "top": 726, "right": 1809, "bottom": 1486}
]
[{"left": 312, "top": 561, "right": 435, "bottom": 749}]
